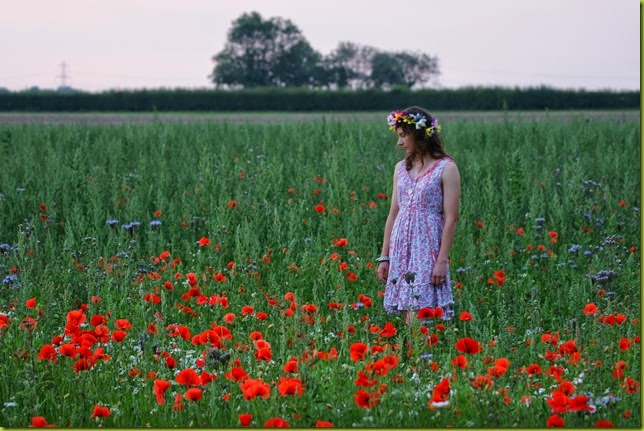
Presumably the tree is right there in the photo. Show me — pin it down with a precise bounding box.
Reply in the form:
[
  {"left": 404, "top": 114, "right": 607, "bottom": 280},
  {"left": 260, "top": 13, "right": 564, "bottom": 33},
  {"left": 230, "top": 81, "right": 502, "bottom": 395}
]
[
  {"left": 323, "top": 43, "right": 440, "bottom": 90},
  {"left": 210, "top": 12, "right": 321, "bottom": 88},
  {"left": 370, "top": 51, "right": 439, "bottom": 89},
  {"left": 369, "top": 52, "right": 405, "bottom": 89},
  {"left": 396, "top": 51, "right": 439, "bottom": 88}
]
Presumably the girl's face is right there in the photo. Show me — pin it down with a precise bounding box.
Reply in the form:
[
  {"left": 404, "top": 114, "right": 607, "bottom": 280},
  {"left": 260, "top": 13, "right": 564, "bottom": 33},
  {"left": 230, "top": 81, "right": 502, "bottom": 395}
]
[{"left": 396, "top": 128, "right": 416, "bottom": 154}]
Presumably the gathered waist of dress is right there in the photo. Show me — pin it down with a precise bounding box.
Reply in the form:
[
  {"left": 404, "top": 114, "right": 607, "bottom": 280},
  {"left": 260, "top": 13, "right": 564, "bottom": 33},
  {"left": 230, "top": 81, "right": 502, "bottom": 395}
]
[{"left": 398, "top": 206, "right": 444, "bottom": 216}]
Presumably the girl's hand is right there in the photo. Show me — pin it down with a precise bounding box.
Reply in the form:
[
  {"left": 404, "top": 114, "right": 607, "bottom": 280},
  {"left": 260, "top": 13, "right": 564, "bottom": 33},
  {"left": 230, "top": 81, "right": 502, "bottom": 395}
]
[
  {"left": 432, "top": 261, "right": 448, "bottom": 285},
  {"left": 377, "top": 262, "right": 389, "bottom": 283}
]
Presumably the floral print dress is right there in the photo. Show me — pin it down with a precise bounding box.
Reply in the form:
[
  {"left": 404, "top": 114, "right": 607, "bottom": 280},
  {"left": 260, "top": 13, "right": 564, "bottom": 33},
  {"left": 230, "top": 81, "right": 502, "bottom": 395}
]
[{"left": 383, "top": 157, "right": 455, "bottom": 319}]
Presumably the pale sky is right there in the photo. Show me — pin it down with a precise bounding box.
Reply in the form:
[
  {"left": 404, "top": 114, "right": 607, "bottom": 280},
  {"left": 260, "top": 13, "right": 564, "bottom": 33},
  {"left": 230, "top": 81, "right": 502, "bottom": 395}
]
[{"left": 0, "top": 0, "right": 640, "bottom": 92}]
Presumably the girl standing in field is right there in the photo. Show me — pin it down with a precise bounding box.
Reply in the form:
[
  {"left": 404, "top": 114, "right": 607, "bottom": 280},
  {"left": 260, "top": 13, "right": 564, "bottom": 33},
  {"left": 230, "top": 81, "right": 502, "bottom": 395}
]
[{"left": 376, "top": 106, "right": 460, "bottom": 325}]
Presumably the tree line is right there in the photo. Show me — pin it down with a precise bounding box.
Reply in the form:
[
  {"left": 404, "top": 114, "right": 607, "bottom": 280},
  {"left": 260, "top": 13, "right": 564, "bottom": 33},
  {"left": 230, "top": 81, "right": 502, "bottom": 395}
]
[
  {"left": 209, "top": 12, "right": 439, "bottom": 90},
  {"left": 0, "top": 87, "right": 638, "bottom": 112}
]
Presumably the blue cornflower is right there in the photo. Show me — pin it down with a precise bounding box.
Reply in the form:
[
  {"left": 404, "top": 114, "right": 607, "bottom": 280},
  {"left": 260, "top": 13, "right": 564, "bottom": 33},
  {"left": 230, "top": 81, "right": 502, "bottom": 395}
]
[
  {"left": 568, "top": 244, "right": 582, "bottom": 254},
  {"left": 0, "top": 244, "right": 17, "bottom": 253},
  {"left": 106, "top": 219, "right": 119, "bottom": 228},
  {"left": 150, "top": 220, "right": 162, "bottom": 228},
  {"left": 122, "top": 221, "right": 141, "bottom": 235},
  {"left": 2, "top": 274, "right": 18, "bottom": 285}
]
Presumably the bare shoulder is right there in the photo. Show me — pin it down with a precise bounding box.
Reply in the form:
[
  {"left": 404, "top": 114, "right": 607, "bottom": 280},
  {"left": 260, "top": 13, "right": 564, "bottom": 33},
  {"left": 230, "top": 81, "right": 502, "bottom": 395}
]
[{"left": 441, "top": 159, "right": 461, "bottom": 183}]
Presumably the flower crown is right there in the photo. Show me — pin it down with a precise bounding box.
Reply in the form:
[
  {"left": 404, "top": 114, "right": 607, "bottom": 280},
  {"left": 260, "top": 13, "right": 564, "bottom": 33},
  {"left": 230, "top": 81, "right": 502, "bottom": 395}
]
[{"left": 386, "top": 110, "right": 441, "bottom": 137}]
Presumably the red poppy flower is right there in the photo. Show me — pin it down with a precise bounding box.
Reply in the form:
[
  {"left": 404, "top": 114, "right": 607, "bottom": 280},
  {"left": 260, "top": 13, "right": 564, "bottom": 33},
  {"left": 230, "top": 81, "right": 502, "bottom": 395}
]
[
  {"left": 173, "top": 394, "right": 184, "bottom": 411},
  {"left": 154, "top": 379, "right": 171, "bottom": 405},
  {"left": 622, "top": 377, "right": 640, "bottom": 394},
  {"left": 90, "top": 405, "right": 111, "bottom": 418},
  {"left": 225, "top": 366, "right": 249, "bottom": 382},
  {"left": 314, "top": 204, "right": 325, "bottom": 213},
  {"left": 144, "top": 293, "right": 161, "bottom": 304},
  {"left": 26, "top": 298, "right": 37, "bottom": 309},
  {"left": 114, "top": 319, "right": 131, "bottom": 330},
  {"left": 612, "top": 361, "right": 627, "bottom": 379},
  {"left": 264, "top": 417, "right": 290, "bottom": 428},
  {"left": 567, "top": 395, "right": 592, "bottom": 412},
  {"left": 546, "top": 365, "right": 565, "bottom": 382},
  {"left": 358, "top": 294, "right": 372, "bottom": 307},
  {"left": 619, "top": 338, "right": 631, "bottom": 352},
  {"left": 111, "top": 330, "right": 127, "bottom": 342},
  {"left": 238, "top": 414, "right": 252, "bottom": 426},
  {"left": 240, "top": 378, "right": 271, "bottom": 400},
  {"left": 37, "top": 345, "right": 58, "bottom": 362},
  {"left": 165, "top": 355, "right": 177, "bottom": 369},
  {"left": 471, "top": 375, "right": 493, "bottom": 390},
  {"left": 302, "top": 304, "right": 318, "bottom": 313},
  {"left": 277, "top": 376, "right": 304, "bottom": 396},
  {"left": 315, "top": 420, "right": 334, "bottom": 427},
  {"left": 487, "top": 358, "right": 510, "bottom": 377},
  {"left": 546, "top": 415, "right": 565, "bottom": 427},
  {"left": 176, "top": 368, "right": 201, "bottom": 386},
  {"left": 194, "top": 330, "right": 221, "bottom": 347},
  {"left": 198, "top": 237, "right": 210, "bottom": 247},
  {"left": 557, "top": 380, "right": 576, "bottom": 396},
  {"left": 451, "top": 354, "right": 468, "bottom": 369},
  {"left": 546, "top": 391, "right": 569, "bottom": 413},
  {"left": 350, "top": 342, "right": 368, "bottom": 362},
  {"left": 282, "top": 359, "right": 298, "bottom": 374},
  {"left": 20, "top": 317, "right": 37, "bottom": 332},
  {"left": 255, "top": 347, "right": 272, "bottom": 361},
  {"left": 455, "top": 337, "right": 482, "bottom": 355},
  {"left": 29, "top": 416, "right": 56, "bottom": 427},
  {"left": 525, "top": 364, "right": 542, "bottom": 375},
  {"left": 428, "top": 378, "right": 450, "bottom": 409},
  {"left": 583, "top": 303, "right": 598, "bottom": 315},
  {"left": 0, "top": 313, "right": 10, "bottom": 331},
  {"left": 354, "top": 370, "right": 378, "bottom": 387},
  {"left": 184, "top": 387, "right": 203, "bottom": 401},
  {"left": 213, "top": 272, "right": 227, "bottom": 282},
  {"left": 59, "top": 343, "right": 78, "bottom": 358},
  {"left": 353, "top": 389, "right": 379, "bottom": 409},
  {"left": 459, "top": 311, "right": 472, "bottom": 321},
  {"left": 379, "top": 322, "right": 397, "bottom": 337},
  {"left": 553, "top": 342, "right": 571, "bottom": 358},
  {"left": 334, "top": 238, "right": 348, "bottom": 247},
  {"left": 493, "top": 270, "right": 507, "bottom": 287}
]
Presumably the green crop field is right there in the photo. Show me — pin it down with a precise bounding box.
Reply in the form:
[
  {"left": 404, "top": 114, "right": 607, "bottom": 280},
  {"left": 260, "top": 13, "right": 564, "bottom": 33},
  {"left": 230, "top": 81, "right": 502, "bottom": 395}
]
[{"left": 0, "top": 113, "right": 640, "bottom": 427}]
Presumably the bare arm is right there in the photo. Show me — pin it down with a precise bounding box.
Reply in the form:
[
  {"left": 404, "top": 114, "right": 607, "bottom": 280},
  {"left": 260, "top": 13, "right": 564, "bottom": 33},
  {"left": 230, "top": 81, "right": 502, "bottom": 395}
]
[
  {"left": 377, "top": 162, "right": 401, "bottom": 283},
  {"left": 431, "top": 161, "right": 461, "bottom": 285}
]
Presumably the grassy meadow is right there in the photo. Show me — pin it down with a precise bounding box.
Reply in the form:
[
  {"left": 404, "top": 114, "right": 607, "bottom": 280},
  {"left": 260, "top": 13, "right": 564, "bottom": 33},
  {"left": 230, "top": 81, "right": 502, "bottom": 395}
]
[{"left": 0, "top": 113, "right": 640, "bottom": 427}]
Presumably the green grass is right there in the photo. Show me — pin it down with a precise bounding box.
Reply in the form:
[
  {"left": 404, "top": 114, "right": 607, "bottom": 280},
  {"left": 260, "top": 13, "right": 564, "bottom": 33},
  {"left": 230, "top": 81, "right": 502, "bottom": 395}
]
[{"left": 0, "top": 114, "right": 640, "bottom": 427}]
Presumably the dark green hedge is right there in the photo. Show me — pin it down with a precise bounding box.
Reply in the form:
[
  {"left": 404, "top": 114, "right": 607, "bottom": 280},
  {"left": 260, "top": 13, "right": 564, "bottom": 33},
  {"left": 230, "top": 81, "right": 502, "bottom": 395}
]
[{"left": 0, "top": 86, "right": 639, "bottom": 111}]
